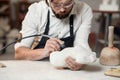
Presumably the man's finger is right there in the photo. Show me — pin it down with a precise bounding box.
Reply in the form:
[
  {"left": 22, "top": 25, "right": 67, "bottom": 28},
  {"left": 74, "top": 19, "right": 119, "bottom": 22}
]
[
  {"left": 47, "top": 38, "right": 61, "bottom": 50},
  {"left": 65, "top": 56, "right": 84, "bottom": 70},
  {"left": 51, "top": 38, "right": 64, "bottom": 45},
  {"left": 65, "top": 56, "right": 77, "bottom": 70}
]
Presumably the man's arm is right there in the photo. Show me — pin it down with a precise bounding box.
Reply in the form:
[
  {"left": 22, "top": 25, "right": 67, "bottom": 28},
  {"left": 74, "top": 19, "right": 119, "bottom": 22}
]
[
  {"left": 15, "top": 38, "right": 64, "bottom": 60},
  {"left": 15, "top": 47, "right": 49, "bottom": 60}
]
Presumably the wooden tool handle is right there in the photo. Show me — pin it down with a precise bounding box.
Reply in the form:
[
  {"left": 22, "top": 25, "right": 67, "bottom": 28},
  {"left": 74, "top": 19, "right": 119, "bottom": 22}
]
[{"left": 108, "top": 26, "right": 114, "bottom": 48}]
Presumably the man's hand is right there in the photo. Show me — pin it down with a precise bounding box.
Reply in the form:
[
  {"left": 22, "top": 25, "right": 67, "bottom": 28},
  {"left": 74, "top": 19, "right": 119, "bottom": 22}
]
[
  {"left": 65, "top": 56, "right": 84, "bottom": 71},
  {"left": 44, "top": 38, "right": 64, "bottom": 56}
]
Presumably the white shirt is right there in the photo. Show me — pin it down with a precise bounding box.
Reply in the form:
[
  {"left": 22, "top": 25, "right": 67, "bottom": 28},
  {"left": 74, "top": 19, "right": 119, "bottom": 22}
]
[{"left": 15, "top": 0, "right": 93, "bottom": 52}]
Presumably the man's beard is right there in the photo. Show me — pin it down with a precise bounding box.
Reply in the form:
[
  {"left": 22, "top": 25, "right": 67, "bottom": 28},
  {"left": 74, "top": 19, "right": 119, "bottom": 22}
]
[{"left": 52, "top": 9, "right": 71, "bottom": 19}]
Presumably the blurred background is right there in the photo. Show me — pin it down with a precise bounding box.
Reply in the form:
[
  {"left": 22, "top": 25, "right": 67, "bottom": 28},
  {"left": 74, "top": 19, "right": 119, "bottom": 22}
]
[{"left": 0, "top": 0, "right": 120, "bottom": 60}]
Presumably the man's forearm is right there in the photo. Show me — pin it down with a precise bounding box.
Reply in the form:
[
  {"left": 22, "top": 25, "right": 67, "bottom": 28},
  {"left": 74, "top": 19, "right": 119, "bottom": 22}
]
[{"left": 14, "top": 46, "right": 48, "bottom": 60}]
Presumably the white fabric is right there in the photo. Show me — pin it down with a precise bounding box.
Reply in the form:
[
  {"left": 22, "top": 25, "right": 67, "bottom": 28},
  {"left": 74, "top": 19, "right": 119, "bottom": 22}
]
[{"left": 14, "top": 0, "right": 96, "bottom": 65}]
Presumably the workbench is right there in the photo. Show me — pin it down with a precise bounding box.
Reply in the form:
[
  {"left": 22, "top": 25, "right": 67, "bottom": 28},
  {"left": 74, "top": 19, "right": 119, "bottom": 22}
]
[{"left": 0, "top": 59, "right": 120, "bottom": 80}]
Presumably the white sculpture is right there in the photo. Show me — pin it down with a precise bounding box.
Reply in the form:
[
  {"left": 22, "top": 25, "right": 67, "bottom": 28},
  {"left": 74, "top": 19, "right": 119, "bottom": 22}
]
[
  {"left": 99, "top": 0, "right": 119, "bottom": 11},
  {"left": 50, "top": 46, "right": 96, "bottom": 67}
]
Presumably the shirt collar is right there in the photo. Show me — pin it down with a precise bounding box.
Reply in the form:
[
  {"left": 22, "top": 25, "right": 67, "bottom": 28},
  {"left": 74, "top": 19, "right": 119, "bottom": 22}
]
[
  {"left": 70, "top": 2, "right": 77, "bottom": 15},
  {"left": 48, "top": 7, "right": 55, "bottom": 16}
]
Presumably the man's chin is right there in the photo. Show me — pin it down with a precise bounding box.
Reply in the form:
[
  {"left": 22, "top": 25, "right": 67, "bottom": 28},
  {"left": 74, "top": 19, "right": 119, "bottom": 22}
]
[
  {"left": 56, "top": 16, "right": 67, "bottom": 19},
  {"left": 55, "top": 15, "right": 68, "bottom": 19},
  {"left": 55, "top": 13, "right": 69, "bottom": 19}
]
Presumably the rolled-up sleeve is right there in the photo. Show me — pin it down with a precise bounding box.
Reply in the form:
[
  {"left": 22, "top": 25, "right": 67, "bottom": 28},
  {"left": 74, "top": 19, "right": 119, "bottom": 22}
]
[{"left": 15, "top": 3, "right": 39, "bottom": 50}]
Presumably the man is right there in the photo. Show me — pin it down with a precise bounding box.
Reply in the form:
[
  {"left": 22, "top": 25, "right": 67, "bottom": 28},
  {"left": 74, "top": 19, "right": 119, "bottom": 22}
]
[{"left": 15, "top": 0, "right": 94, "bottom": 70}]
